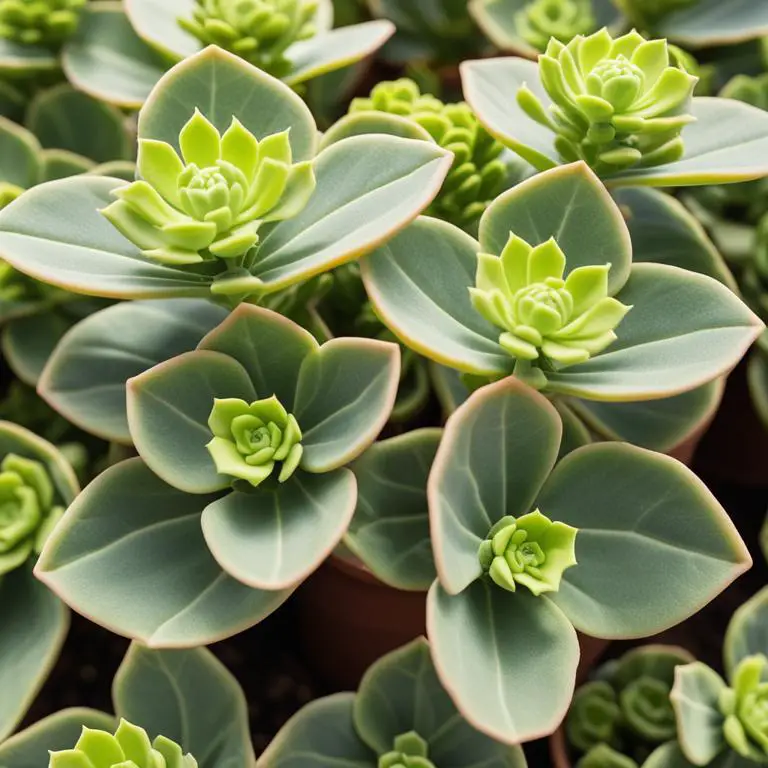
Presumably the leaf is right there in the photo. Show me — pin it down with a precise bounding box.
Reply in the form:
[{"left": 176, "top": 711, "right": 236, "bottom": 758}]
[
  {"left": 138, "top": 46, "right": 318, "bottom": 163},
  {"left": 257, "top": 694, "right": 376, "bottom": 768},
  {"left": 0, "top": 567, "right": 69, "bottom": 740},
  {"left": 536, "top": 443, "right": 752, "bottom": 638},
  {"left": 41, "top": 150, "right": 95, "bottom": 181},
  {"left": 35, "top": 458, "right": 292, "bottom": 647},
  {"left": 643, "top": 743, "right": 698, "bottom": 768},
  {"left": 124, "top": 0, "right": 199, "bottom": 60},
  {"left": 427, "top": 579, "right": 580, "bottom": 745},
  {"left": 285, "top": 21, "right": 395, "bottom": 85},
  {"left": 429, "top": 378, "right": 562, "bottom": 595},
  {"left": 320, "top": 112, "right": 432, "bottom": 151},
  {"left": 39, "top": 300, "right": 228, "bottom": 443},
  {"left": 545, "top": 263, "right": 764, "bottom": 401},
  {"left": 253, "top": 135, "right": 452, "bottom": 293},
  {"left": 113, "top": 644, "right": 254, "bottom": 768},
  {"left": 430, "top": 363, "right": 470, "bottom": 417},
  {"left": 346, "top": 430, "right": 440, "bottom": 592},
  {"left": 658, "top": 0, "right": 768, "bottom": 48},
  {"left": 127, "top": 350, "right": 256, "bottom": 494},
  {"left": 2, "top": 311, "right": 72, "bottom": 386},
  {"left": 0, "top": 708, "right": 115, "bottom": 768},
  {"left": 294, "top": 338, "right": 400, "bottom": 472},
  {"left": 724, "top": 586, "right": 768, "bottom": 682},
  {"left": 197, "top": 304, "right": 318, "bottom": 410},
  {"left": 61, "top": 3, "right": 167, "bottom": 109},
  {"left": 0, "top": 176, "right": 215, "bottom": 299},
  {"left": 612, "top": 187, "right": 736, "bottom": 289},
  {"left": 0, "top": 116, "right": 40, "bottom": 189},
  {"left": 566, "top": 380, "right": 723, "bottom": 453},
  {"left": 201, "top": 470, "right": 357, "bottom": 590},
  {"left": 460, "top": 57, "right": 561, "bottom": 171},
  {"left": 27, "top": 84, "right": 131, "bottom": 163},
  {"left": 480, "top": 162, "right": 632, "bottom": 295},
  {"left": 354, "top": 637, "right": 526, "bottom": 768},
  {"left": 670, "top": 663, "right": 728, "bottom": 766},
  {"left": 0, "top": 38, "right": 57, "bottom": 74},
  {"left": 362, "top": 217, "right": 512, "bottom": 377}
]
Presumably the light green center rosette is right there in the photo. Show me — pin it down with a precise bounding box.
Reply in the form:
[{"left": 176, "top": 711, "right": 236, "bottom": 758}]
[
  {"left": 0, "top": 0, "right": 85, "bottom": 47},
  {"left": 720, "top": 654, "right": 768, "bottom": 761},
  {"left": 350, "top": 79, "right": 507, "bottom": 229},
  {"left": 179, "top": 0, "right": 318, "bottom": 78},
  {"left": 517, "top": 0, "right": 595, "bottom": 52},
  {"left": 478, "top": 509, "right": 577, "bottom": 596},
  {"left": 48, "top": 720, "right": 197, "bottom": 768},
  {"left": 0, "top": 451, "right": 63, "bottom": 575},
  {"left": 101, "top": 110, "right": 315, "bottom": 267},
  {"left": 518, "top": 28, "right": 698, "bottom": 174},
  {"left": 206, "top": 395, "right": 303, "bottom": 488},
  {"left": 379, "top": 732, "right": 436, "bottom": 768},
  {"left": 469, "top": 233, "right": 631, "bottom": 387}
]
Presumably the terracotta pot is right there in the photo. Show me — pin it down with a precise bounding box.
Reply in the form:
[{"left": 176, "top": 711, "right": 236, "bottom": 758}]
[
  {"left": 295, "top": 555, "right": 610, "bottom": 691},
  {"left": 550, "top": 727, "right": 571, "bottom": 768}
]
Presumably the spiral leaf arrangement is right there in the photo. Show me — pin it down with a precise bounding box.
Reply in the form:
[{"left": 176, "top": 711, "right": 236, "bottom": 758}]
[
  {"left": 349, "top": 79, "right": 507, "bottom": 229},
  {"left": 517, "top": 0, "right": 595, "bottom": 52},
  {"left": 478, "top": 510, "right": 577, "bottom": 595},
  {"left": 101, "top": 110, "right": 315, "bottom": 269},
  {"left": 206, "top": 395, "right": 303, "bottom": 487},
  {"left": 0, "top": 0, "right": 85, "bottom": 47},
  {"left": 49, "top": 720, "right": 197, "bottom": 768},
  {"left": 620, "top": 676, "right": 676, "bottom": 742},
  {"left": 0, "top": 451, "right": 63, "bottom": 575},
  {"left": 179, "top": 0, "right": 318, "bottom": 77},
  {"left": 518, "top": 29, "right": 698, "bottom": 174},
  {"left": 379, "top": 732, "right": 436, "bottom": 768},
  {"left": 720, "top": 655, "right": 768, "bottom": 761},
  {"left": 567, "top": 681, "right": 623, "bottom": 752}
]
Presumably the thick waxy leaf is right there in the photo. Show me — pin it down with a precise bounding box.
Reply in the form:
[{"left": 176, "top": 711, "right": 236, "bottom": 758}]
[
  {"left": 0, "top": 568, "right": 69, "bottom": 740},
  {"left": 62, "top": 4, "right": 167, "bottom": 109},
  {"left": 0, "top": 176, "right": 215, "bottom": 299},
  {"left": 354, "top": 637, "right": 526, "bottom": 767},
  {"left": 428, "top": 580, "right": 579, "bottom": 744},
  {"left": 198, "top": 304, "right": 318, "bottom": 410},
  {"left": 429, "top": 378, "right": 562, "bottom": 595},
  {"left": 257, "top": 694, "right": 376, "bottom": 768},
  {"left": 724, "top": 586, "right": 768, "bottom": 681},
  {"left": 658, "top": 0, "right": 768, "bottom": 47},
  {"left": 671, "top": 663, "right": 728, "bottom": 766},
  {"left": 201, "top": 470, "right": 356, "bottom": 589},
  {"left": 294, "top": 338, "right": 400, "bottom": 472},
  {"left": 0, "top": 116, "right": 40, "bottom": 189},
  {"left": 2, "top": 312, "right": 72, "bottom": 386},
  {"left": 644, "top": 744, "right": 753, "bottom": 768},
  {"left": 536, "top": 443, "right": 751, "bottom": 638},
  {"left": 347, "top": 430, "right": 441, "bottom": 591},
  {"left": 320, "top": 112, "right": 431, "bottom": 150},
  {"left": 0, "top": 709, "right": 115, "bottom": 768},
  {"left": 567, "top": 380, "right": 723, "bottom": 452},
  {"left": 613, "top": 187, "right": 736, "bottom": 288},
  {"left": 114, "top": 644, "right": 255, "bottom": 768},
  {"left": 480, "top": 162, "right": 632, "bottom": 295},
  {"left": 748, "top": 348, "right": 768, "bottom": 431},
  {"left": 128, "top": 350, "right": 256, "bottom": 494},
  {"left": 36, "top": 458, "right": 292, "bottom": 647},
  {"left": 546, "top": 264, "right": 764, "bottom": 401},
  {"left": 253, "top": 136, "right": 452, "bottom": 293},
  {"left": 27, "top": 85, "right": 131, "bottom": 163},
  {"left": 139, "top": 46, "right": 317, "bottom": 163},
  {"left": 41, "top": 150, "right": 95, "bottom": 181},
  {"left": 362, "top": 217, "right": 511, "bottom": 377},
  {"left": 285, "top": 21, "right": 395, "bottom": 85},
  {"left": 0, "top": 39, "right": 57, "bottom": 74},
  {"left": 40, "top": 300, "right": 228, "bottom": 443}
]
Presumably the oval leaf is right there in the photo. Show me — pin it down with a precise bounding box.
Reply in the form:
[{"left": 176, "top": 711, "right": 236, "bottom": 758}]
[
  {"left": 125, "top": 0, "right": 198, "bottom": 60},
  {"left": 658, "top": 0, "right": 768, "bottom": 47},
  {"left": 2, "top": 311, "right": 72, "bottom": 386},
  {"left": 0, "top": 115, "right": 40, "bottom": 189}
]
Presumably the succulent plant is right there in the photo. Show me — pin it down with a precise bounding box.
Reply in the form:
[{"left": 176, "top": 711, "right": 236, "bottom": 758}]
[
  {"left": 379, "top": 732, "right": 436, "bottom": 768},
  {"left": 719, "top": 655, "right": 768, "bottom": 761},
  {"left": 567, "top": 682, "right": 622, "bottom": 752},
  {"left": 0, "top": 0, "right": 85, "bottom": 48},
  {"left": 516, "top": 0, "right": 595, "bottom": 52}
]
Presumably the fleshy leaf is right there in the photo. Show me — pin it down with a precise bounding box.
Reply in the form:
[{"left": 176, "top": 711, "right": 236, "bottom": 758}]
[{"left": 724, "top": 587, "right": 768, "bottom": 682}]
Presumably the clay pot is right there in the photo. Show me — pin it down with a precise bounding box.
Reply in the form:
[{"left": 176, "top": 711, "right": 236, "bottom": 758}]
[
  {"left": 295, "top": 555, "right": 609, "bottom": 691},
  {"left": 550, "top": 727, "right": 571, "bottom": 768}
]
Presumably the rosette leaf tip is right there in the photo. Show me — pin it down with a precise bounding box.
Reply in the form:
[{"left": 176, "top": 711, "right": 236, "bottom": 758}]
[
  {"left": 470, "top": 233, "right": 631, "bottom": 384},
  {"left": 478, "top": 509, "right": 577, "bottom": 595},
  {"left": 100, "top": 109, "right": 316, "bottom": 271},
  {"left": 206, "top": 395, "right": 304, "bottom": 487},
  {"left": 379, "top": 731, "right": 436, "bottom": 768},
  {"left": 720, "top": 654, "right": 768, "bottom": 761}
]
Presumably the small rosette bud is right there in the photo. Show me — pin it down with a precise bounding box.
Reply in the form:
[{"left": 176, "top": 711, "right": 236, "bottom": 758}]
[
  {"left": 516, "top": 0, "right": 595, "bottom": 52},
  {"left": 720, "top": 655, "right": 768, "bottom": 761},
  {"left": 477, "top": 509, "right": 577, "bottom": 596},
  {"left": 518, "top": 28, "right": 698, "bottom": 174},
  {"left": 0, "top": 0, "right": 85, "bottom": 47},
  {"left": 566, "top": 681, "right": 622, "bottom": 752},
  {"left": 101, "top": 110, "right": 315, "bottom": 267},
  {"left": 179, "top": 0, "right": 318, "bottom": 77},
  {"left": 469, "top": 234, "right": 631, "bottom": 369},
  {"left": 350, "top": 79, "right": 507, "bottom": 229},
  {"left": 378, "top": 732, "right": 436, "bottom": 768},
  {"left": 577, "top": 744, "right": 639, "bottom": 768},
  {"left": 0, "top": 452, "right": 63, "bottom": 575},
  {"left": 48, "top": 720, "right": 197, "bottom": 768},
  {"left": 620, "top": 675, "right": 676, "bottom": 741},
  {"left": 206, "top": 395, "right": 303, "bottom": 488}
]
